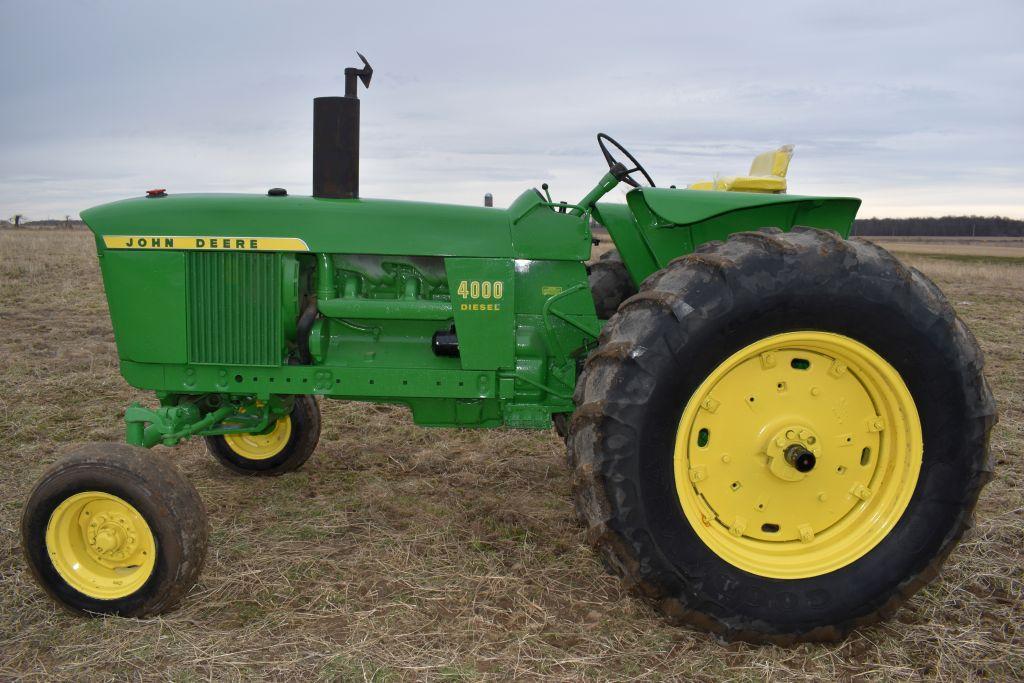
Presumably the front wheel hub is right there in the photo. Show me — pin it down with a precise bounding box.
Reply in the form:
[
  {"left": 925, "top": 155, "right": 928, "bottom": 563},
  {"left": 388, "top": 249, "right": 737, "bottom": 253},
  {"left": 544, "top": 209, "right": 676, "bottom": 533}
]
[
  {"left": 223, "top": 416, "right": 292, "bottom": 460},
  {"left": 45, "top": 491, "right": 156, "bottom": 599}
]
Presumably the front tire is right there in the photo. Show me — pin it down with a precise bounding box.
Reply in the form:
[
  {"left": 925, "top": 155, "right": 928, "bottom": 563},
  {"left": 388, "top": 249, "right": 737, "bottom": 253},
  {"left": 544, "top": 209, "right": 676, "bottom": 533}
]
[
  {"left": 205, "top": 395, "right": 321, "bottom": 475},
  {"left": 569, "top": 228, "right": 995, "bottom": 642},
  {"left": 22, "top": 443, "right": 208, "bottom": 617}
]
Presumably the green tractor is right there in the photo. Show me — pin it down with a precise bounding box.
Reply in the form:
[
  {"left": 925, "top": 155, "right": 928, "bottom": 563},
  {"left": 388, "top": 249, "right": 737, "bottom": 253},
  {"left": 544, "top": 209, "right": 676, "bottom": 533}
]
[{"left": 22, "top": 56, "right": 994, "bottom": 643}]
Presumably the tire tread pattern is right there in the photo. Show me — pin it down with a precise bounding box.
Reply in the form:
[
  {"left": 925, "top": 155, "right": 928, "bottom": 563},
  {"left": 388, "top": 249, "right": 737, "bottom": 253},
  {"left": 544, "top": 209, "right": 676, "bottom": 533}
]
[
  {"left": 568, "top": 228, "right": 996, "bottom": 643},
  {"left": 22, "top": 442, "right": 208, "bottom": 617}
]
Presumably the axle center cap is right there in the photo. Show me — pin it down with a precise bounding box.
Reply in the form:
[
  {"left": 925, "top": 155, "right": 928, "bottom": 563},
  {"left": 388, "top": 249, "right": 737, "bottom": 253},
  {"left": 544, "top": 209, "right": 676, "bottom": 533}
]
[
  {"left": 785, "top": 444, "right": 817, "bottom": 472},
  {"left": 86, "top": 515, "right": 138, "bottom": 562},
  {"left": 95, "top": 529, "right": 120, "bottom": 552},
  {"left": 765, "top": 425, "right": 821, "bottom": 482}
]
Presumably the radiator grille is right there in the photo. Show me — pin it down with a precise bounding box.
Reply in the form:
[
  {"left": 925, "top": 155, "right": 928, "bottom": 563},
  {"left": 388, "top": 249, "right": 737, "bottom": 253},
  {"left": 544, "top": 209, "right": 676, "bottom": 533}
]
[{"left": 186, "top": 252, "right": 282, "bottom": 366}]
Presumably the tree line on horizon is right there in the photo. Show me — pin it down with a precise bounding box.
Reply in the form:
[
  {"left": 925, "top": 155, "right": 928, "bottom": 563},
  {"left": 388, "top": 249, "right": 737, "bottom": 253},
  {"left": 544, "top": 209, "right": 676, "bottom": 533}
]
[{"left": 851, "top": 215, "right": 1024, "bottom": 237}]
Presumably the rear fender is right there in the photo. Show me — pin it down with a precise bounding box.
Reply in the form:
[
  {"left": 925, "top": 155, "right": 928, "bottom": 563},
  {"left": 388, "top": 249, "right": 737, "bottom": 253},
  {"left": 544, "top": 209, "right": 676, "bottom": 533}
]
[{"left": 597, "top": 188, "right": 861, "bottom": 284}]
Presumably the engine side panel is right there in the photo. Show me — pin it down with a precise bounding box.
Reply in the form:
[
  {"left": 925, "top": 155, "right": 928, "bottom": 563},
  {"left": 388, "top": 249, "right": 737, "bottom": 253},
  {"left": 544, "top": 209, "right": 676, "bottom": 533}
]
[{"left": 99, "top": 250, "right": 188, "bottom": 364}]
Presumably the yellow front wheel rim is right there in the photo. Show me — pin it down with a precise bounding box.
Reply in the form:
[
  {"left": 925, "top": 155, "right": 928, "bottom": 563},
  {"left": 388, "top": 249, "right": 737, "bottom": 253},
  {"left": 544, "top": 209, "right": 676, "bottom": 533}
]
[
  {"left": 45, "top": 491, "right": 157, "bottom": 600},
  {"left": 223, "top": 417, "right": 292, "bottom": 460},
  {"left": 673, "top": 331, "right": 923, "bottom": 579}
]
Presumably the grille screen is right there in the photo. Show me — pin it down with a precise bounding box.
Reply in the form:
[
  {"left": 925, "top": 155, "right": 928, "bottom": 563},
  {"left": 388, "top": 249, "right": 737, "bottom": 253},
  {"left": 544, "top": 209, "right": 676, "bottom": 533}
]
[{"left": 186, "top": 252, "right": 282, "bottom": 366}]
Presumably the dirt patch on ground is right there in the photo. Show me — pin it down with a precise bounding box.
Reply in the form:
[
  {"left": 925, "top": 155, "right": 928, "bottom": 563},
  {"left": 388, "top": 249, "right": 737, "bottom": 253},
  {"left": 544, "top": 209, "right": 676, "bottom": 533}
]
[{"left": 0, "top": 231, "right": 1021, "bottom": 680}]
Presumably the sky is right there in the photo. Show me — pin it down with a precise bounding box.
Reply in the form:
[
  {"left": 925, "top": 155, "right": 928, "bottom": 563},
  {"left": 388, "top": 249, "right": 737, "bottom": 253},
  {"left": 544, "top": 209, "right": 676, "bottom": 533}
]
[{"left": 1, "top": 0, "right": 1022, "bottom": 221}]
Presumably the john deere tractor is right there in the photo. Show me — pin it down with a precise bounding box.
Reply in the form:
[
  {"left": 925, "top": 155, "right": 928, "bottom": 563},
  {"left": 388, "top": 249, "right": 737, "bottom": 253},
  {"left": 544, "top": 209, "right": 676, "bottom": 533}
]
[{"left": 22, "top": 56, "right": 994, "bottom": 643}]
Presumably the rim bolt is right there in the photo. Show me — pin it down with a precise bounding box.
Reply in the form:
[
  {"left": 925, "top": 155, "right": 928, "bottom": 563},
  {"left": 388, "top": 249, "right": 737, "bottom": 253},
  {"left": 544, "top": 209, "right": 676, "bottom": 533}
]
[
  {"left": 811, "top": 386, "right": 821, "bottom": 397},
  {"left": 818, "top": 492, "right": 828, "bottom": 502},
  {"left": 852, "top": 484, "right": 873, "bottom": 501}
]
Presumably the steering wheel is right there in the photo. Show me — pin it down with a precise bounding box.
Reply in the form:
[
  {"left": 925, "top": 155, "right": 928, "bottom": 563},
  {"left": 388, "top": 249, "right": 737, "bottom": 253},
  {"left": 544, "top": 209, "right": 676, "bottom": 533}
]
[{"left": 597, "top": 133, "right": 655, "bottom": 188}]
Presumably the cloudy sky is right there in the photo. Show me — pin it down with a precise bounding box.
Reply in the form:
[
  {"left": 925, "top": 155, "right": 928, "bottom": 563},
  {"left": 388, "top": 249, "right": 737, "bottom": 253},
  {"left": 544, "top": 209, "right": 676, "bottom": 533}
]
[{"left": 1, "top": 0, "right": 1021, "bottom": 221}]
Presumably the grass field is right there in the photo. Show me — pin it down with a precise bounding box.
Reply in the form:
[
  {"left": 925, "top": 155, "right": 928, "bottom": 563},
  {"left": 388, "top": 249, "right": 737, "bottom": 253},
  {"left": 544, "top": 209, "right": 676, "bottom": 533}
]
[
  {"left": 0, "top": 231, "right": 1021, "bottom": 681},
  {"left": 866, "top": 240, "right": 1024, "bottom": 260}
]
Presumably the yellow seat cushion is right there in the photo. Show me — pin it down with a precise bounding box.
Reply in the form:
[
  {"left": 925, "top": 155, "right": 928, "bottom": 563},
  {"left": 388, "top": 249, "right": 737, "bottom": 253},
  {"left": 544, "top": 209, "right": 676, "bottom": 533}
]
[
  {"left": 689, "top": 145, "right": 793, "bottom": 193},
  {"left": 722, "top": 175, "right": 788, "bottom": 192}
]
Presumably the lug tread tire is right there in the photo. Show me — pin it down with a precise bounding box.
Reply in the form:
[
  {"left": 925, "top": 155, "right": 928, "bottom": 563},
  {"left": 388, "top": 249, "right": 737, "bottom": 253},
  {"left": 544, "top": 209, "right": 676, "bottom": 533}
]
[
  {"left": 22, "top": 442, "right": 208, "bottom": 617},
  {"left": 589, "top": 250, "right": 638, "bottom": 319},
  {"left": 568, "top": 227, "right": 996, "bottom": 643}
]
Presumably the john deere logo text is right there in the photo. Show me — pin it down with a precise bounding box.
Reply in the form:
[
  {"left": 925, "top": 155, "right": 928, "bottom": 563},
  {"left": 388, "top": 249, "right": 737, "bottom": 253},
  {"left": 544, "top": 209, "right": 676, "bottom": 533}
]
[{"left": 103, "top": 236, "right": 309, "bottom": 252}]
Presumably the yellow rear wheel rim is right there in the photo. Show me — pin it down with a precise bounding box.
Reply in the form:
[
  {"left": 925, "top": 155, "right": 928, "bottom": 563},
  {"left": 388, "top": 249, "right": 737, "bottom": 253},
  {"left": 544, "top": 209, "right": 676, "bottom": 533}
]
[
  {"left": 45, "top": 491, "right": 157, "bottom": 600},
  {"left": 223, "top": 416, "right": 292, "bottom": 460},
  {"left": 673, "top": 331, "right": 923, "bottom": 579}
]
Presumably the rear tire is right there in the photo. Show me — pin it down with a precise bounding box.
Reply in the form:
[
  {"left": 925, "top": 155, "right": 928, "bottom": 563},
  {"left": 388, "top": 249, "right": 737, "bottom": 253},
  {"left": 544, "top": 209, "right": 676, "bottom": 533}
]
[
  {"left": 589, "top": 250, "right": 637, "bottom": 319},
  {"left": 22, "top": 443, "right": 208, "bottom": 617},
  {"left": 205, "top": 395, "right": 321, "bottom": 475},
  {"left": 569, "top": 227, "right": 995, "bottom": 642}
]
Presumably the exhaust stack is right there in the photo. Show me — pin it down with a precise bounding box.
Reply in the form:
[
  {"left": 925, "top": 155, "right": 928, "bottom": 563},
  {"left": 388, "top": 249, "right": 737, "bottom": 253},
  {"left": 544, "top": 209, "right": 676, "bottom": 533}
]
[{"left": 313, "top": 53, "right": 373, "bottom": 199}]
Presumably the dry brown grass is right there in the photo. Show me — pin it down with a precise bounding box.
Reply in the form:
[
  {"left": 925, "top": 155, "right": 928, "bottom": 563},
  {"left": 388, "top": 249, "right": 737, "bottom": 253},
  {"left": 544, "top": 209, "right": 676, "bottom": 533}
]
[
  {"left": 0, "top": 230, "right": 1021, "bottom": 681},
  {"left": 866, "top": 241, "right": 1024, "bottom": 259},
  {"left": 868, "top": 236, "right": 1024, "bottom": 246}
]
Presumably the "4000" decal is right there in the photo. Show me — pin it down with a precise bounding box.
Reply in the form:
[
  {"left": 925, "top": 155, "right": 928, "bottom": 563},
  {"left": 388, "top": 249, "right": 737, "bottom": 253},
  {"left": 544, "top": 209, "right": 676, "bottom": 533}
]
[
  {"left": 456, "top": 280, "right": 504, "bottom": 300},
  {"left": 456, "top": 280, "right": 504, "bottom": 312}
]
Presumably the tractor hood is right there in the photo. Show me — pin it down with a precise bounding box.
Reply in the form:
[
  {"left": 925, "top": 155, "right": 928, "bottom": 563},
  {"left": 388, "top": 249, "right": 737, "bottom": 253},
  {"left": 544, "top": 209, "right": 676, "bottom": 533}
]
[
  {"left": 627, "top": 187, "right": 861, "bottom": 227},
  {"left": 81, "top": 193, "right": 515, "bottom": 257}
]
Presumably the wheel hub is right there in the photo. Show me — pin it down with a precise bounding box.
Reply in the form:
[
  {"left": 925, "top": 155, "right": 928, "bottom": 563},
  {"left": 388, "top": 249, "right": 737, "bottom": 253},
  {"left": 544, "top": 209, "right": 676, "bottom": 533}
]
[
  {"left": 674, "top": 331, "right": 923, "bottom": 579},
  {"left": 785, "top": 444, "right": 817, "bottom": 473},
  {"left": 223, "top": 416, "right": 292, "bottom": 460},
  {"left": 86, "top": 512, "right": 140, "bottom": 563},
  {"left": 765, "top": 424, "right": 821, "bottom": 482},
  {"left": 45, "top": 492, "right": 157, "bottom": 599}
]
